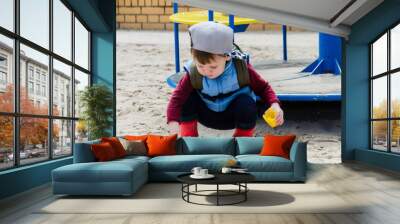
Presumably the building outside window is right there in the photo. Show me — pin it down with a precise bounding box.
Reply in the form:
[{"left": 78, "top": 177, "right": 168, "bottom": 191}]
[
  {"left": 370, "top": 23, "right": 400, "bottom": 154},
  {"left": 28, "top": 81, "right": 34, "bottom": 94},
  {"left": 0, "top": 54, "right": 7, "bottom": 87},
  {"left": 0, "top": 0, "right": 91, "bottom": 170}
]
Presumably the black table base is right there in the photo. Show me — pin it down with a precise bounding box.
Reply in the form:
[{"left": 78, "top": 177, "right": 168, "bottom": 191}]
[{"left": 181, "top": 183, "right": 249, "bottom": 206}]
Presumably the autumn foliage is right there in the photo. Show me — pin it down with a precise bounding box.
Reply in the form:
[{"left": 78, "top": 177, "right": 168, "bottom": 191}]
[
  {"left": 0, "top": 84, "right": 59, "bottom": 150},
  {"left": 372, "top": 99, "right": 400, "bottom": 141}
]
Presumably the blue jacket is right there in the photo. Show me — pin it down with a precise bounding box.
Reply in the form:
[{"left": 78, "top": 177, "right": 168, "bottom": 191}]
[{"left": 184, "top": 59, "right": 256, "bottom": 112}]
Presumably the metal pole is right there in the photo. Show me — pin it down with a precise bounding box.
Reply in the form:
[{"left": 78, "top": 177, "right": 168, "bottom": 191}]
[
  {"left": 282, "top": 25, "right": 287, "bottom": 61},
  {"left": 229, "top": 14, "right": 234, "bottom": 29},
  {"left": 208, "top": 10, "right": 214, "bottom": 21},
  {"left": 173, "top": 2, "right": 180, "bottom": 73}
]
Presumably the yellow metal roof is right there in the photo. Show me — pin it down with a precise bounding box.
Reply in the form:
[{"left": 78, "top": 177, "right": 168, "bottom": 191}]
[{"left": 169, "top": 11, "right": 259, "bottom": 25}]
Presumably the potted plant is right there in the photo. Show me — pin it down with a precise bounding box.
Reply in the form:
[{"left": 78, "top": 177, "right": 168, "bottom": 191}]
[{"left": 79, "top": 84, "right": 113, "bottom": 140}]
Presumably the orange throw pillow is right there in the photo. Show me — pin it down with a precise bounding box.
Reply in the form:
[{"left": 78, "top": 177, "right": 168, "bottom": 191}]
[
  {"left": 260, "top": 135, "right": 296, "bottom": 159},
  {"left": 91, "top": 142, "right": 117, "bottom": 162},
  {"left": 124, "top": 135, "right": 148, "bottom": 141},
  {"left": 146, "top": 134, "right": 178, "bottom": 157},
  {"left": 101, "top": 137, "right": 127, "bottom": 158}
]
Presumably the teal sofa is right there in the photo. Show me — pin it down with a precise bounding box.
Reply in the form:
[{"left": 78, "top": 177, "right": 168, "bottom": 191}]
[{"left": 52, "top": 137, "right": 307, "bottom": 196}]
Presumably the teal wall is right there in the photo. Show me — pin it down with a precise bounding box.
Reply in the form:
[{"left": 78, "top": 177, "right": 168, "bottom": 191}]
[
  {"left": 0, "top": 158, "right": 72, "bottom": 199},
  {"left": 343, "top": 0, "right": 400, "bottom": 171},
  {"left": 0, "top": 0, "right": 116, "bottom": 200}
]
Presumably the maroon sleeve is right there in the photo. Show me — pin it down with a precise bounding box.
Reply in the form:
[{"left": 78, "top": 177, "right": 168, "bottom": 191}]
[
  {"left": 166, "top": 73, "right": 194, "bottom": 123},
  {"left": 247, "top": 64, "right": 280, "bottom": 106}
]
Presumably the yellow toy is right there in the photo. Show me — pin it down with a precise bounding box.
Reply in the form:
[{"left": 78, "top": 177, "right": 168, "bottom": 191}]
[{"left": 263, "top": 107, "right": 278, "bottom": 128}]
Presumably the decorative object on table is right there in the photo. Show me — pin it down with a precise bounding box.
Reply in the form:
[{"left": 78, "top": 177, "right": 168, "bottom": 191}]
[
  {"left": 225, "top": 159, "right": 239, "bottom": 168},
  {"left": 190, "top": 167, "right": 214, "bottom": 179},
  {"left": 79, "top": 84, "right": 113, "bottom": 140},
  {"left": 222, "top": 167, "right": 248, "bottom": 174}
]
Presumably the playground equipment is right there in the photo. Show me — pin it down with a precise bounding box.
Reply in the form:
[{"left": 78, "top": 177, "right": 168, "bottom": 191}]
[
  {"left": 302, "top": 33, "right": 342, "bottom": 75},
  {"left": 166, "top": 2, "right": 341, "bottom": 102}
]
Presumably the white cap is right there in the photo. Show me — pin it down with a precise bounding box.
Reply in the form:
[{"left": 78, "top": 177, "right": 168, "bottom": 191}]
[{"left": 189, "top": 21, "right": 233, "bottom": 55}]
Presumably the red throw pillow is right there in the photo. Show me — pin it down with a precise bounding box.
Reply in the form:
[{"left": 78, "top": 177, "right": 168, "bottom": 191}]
[
  {"left": 91, "top": 142, "right": 117, "bottom": 162},
  {"left": 146, "top": 134, "right": 178, "bottom": 157},
  {"left": 260, "top": 135, "right": 296, "bottom": 159},
  {"left": 101, "top": 137, "right": 127, "bottom": 158}
]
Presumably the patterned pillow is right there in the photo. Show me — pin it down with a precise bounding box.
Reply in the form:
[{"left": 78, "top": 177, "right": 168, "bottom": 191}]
[{"left": 119, "top": 138, "right": 147, "bottom": 156}]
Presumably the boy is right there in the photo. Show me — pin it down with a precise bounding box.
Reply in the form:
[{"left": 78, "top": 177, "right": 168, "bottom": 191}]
[{"left": 167, "top": 21, "right": 284, "bottom": 137}]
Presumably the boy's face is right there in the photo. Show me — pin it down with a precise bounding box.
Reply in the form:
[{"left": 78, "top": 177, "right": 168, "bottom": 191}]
[{"left": 194, "top": 55, "right": 230, "bottom": 79}]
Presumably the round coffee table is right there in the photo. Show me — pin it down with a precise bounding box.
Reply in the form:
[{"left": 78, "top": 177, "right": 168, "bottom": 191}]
[{"left": 177, "top": 173, "right": 255, "bottom": 206}]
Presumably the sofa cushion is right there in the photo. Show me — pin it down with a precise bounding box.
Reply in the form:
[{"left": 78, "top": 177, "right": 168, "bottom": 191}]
[
  {"left": 147, "top": 134, "right": 178, "bottom": 157},
  {"left": 235, "top": 137, "right": 264, "bottom": 155},
  {"left": 101, "top": 137, "right": 127, "bottom": 158},
  {"left": 52, "top": 159, "right": 147, "bottom": 183},
  {"left": 149, "top": 154, "right": 235, "bottom": 172},
  {"left": 119, "top": 138, "right": 147, "bottom": 156},
  {"left": 91, "top": 142, "right": 118, "bottom": 161},
  {"left": 178, "top": 137, "right": 235, "bottom": 155},
  {"left": 73, "top": 140, "right": 100, "bottom": 163},
  {"left": 236, "top": 155, "right": 293, "bottom": 172},
  {"left": 260, "top": 135, "right": 296, "bottom": 159}
]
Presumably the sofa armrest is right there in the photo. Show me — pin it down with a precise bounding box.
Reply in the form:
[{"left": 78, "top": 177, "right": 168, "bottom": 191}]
[
  {"left": 289, "top": 141, "right": 308, "bottom": 181},
  {"left": 73, "top": 140, "right": 100, "bottom": 163}
]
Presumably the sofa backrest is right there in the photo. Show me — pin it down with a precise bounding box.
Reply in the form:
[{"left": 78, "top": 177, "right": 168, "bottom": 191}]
[
  {"left": 235, "top": 137, "right": 264, "bottom": 155},
  {"left": 177, "top": 137, "right": 236, "bottom": 155},
  {"left": 73, "top": 139, "right": 101, "bottom": 163}
]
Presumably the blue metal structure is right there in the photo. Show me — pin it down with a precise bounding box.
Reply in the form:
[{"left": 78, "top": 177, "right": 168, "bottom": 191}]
[
  {"left": 208, "top": 10, "right": 214, "bottom": 21},
  {"left": 302, "top": 33, "right": 342, "bottom": 75},
  {"left": 173, "top": 2, "right": 180, "bottom": 72},
  {"left": 282, "top": 25, "right": 287, "bottom": 61}
]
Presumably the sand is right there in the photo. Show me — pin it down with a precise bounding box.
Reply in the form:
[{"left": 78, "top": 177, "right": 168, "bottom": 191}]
[{"left": 116, "top": 30, "right": 341, "bottom": 164}]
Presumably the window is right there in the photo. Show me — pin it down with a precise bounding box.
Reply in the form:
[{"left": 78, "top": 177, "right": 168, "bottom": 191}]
[
  {"left": 20, "top": 0, "right": 49, "bottom": 49},
  {"left": 74, "top": 69, "right": 89, "bottom": 119},
  {"left": 0, "top": 54, "right": 7, "bottom": 86},
  {"left": 35, "top": 84, "right": 40, "bottom": 95},
  {"left": 42, "top": 85, "right": 46, "bottom": 97},
  {"left": 53, "top": 59, "right": 72, "bottom": 117},
  {"left": 0, "top": 71, "right": 6, "bottom": 85},
  {"left": 75, "top": 17, "right": 89, "bottom": 70},
  {"left": 0, "top": 116, "right": 13, "bottom": 170},
  {"left": 28, "top": 81, "right": 34, "bottom": 94},
  {"left": 0, "top": 35, "right": 13, "bottom": 113},
  {"left": 28, "top": 67, "right": 34, "bottom": 80},
  {"left": 0, "top": 1, "right": 91, "bottom": 170},
  {"left": 53, "top": 0, "right": 72, "bottom": 60},
  {"left": 53, "top": 119, "right": 72, "bottom": 158},
  {"left": 370, "top": 23, "right": 400, "bottom": 154},
  {"left": 0, "top": 0, "right": 14, "bottom": 32},
  {"left": 35, "top": 70, "right": 41, "bottom": 81}
]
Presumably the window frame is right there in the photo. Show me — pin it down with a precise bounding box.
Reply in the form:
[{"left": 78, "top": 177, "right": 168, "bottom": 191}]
[
  {"left": 370, "top": 20, "right": 400, "bottom": 154},
  {"left": 0, "top": 0, "right": 92, "bottom": 171}
]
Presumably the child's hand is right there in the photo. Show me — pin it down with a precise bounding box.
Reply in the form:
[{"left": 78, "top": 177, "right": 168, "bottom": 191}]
[
  {"left": 269, "top": 103, "right": 284, "bottom": 126},
  {"left": 168, "top": 121, "right": 180, "bottom": 135}
]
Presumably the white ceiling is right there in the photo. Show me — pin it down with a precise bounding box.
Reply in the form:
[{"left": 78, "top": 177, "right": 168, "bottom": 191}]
[{"left": 178, "top": 0, "right": 384, "bottom": 38}]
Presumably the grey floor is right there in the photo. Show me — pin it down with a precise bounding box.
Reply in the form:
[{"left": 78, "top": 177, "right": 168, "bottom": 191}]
[{"left": 1, "top": 162, "right": 400, "bottom": 224}]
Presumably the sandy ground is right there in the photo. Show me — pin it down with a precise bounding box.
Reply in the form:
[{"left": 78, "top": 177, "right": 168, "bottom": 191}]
[{"left": 116, "top": 30, "right": 341, "bottom": 164}]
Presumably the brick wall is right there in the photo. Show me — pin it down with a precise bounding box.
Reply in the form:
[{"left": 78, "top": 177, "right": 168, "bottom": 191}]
[{"left": 116, "top": 0, "right": 304, "bottom": 31}]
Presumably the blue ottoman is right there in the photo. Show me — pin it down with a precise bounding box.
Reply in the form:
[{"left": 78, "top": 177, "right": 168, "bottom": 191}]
[{"left": 52, "top": 157, "right": 148, "bottom": 196}]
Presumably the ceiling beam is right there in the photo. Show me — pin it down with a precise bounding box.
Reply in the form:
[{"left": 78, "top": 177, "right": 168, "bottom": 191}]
[
  {"left": 330, "top": 0, "right": 368, "bottom": 27},
  {"left": 179, "top": 0, "right": 351, "bottom": 37}
]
